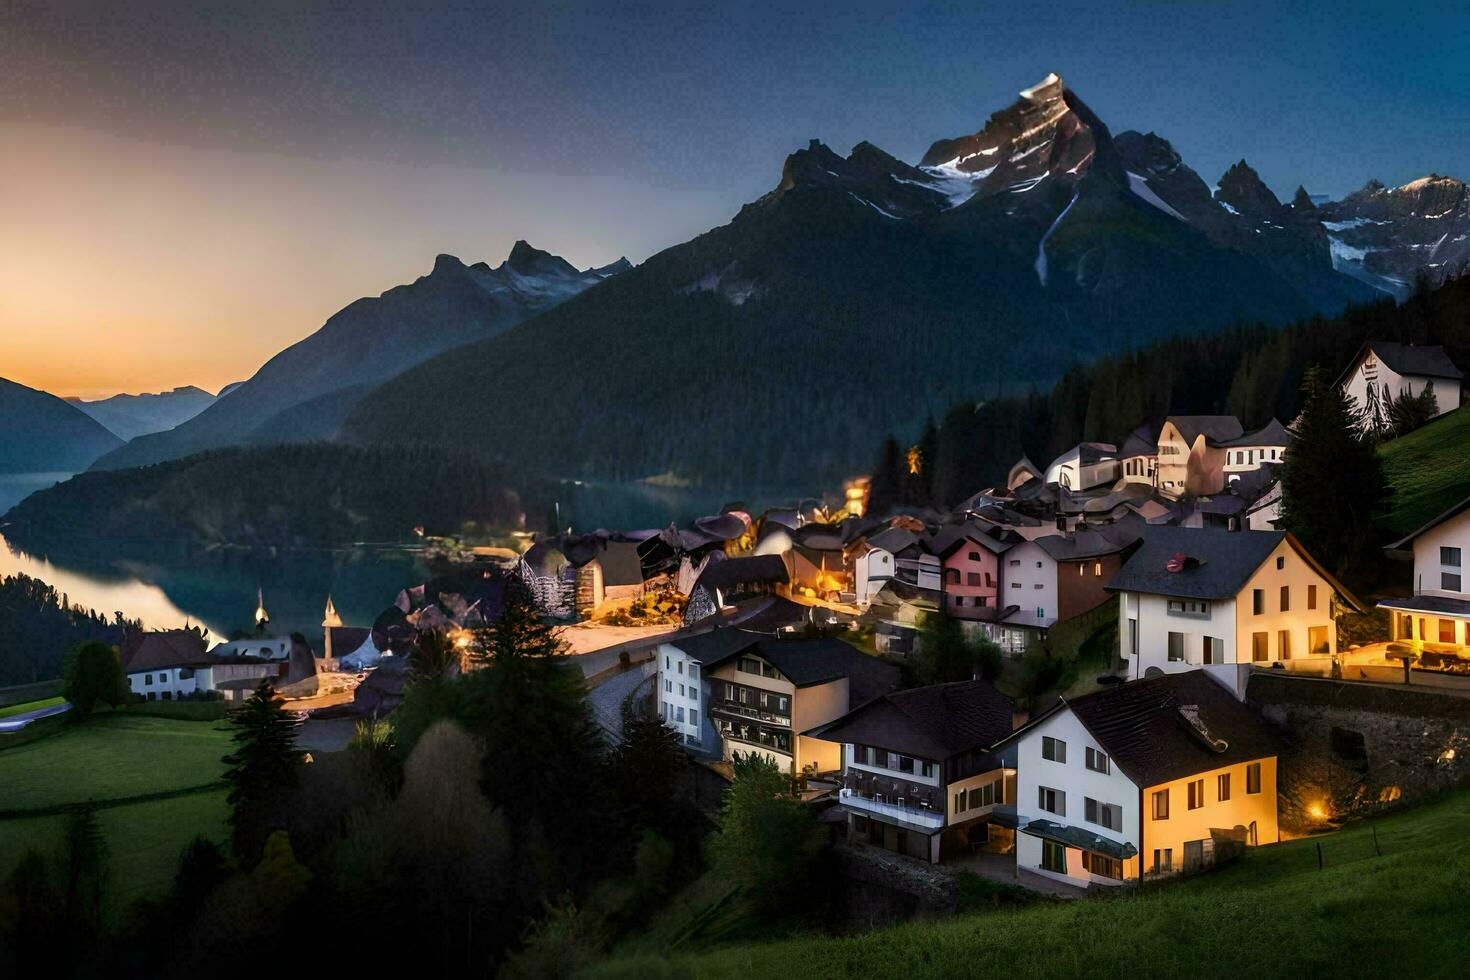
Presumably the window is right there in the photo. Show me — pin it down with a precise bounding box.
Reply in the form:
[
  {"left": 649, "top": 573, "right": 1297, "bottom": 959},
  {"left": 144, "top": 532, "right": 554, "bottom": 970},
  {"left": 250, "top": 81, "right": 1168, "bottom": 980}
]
[
  {"left": 1441, "top": 619, "right": 1458, "bottom": 643},
  {"left": 955, "top": 791, "right": 966, "bottom": 812},
  {"left": 1082, "top": 852, "right": 1122, "bottom": 879},
  {"left": 1009, "top": 559, "right": 1020, "bottom": 567},
  {"left": 665, "top": 679, "right": 672, "bottom": 693},
  {"left": 1307, "top": 584, "right": 1317, "bottom": 610},
  {"left": 1187, "top": 779, "right": 1204, "bottom": 810},
  {"left": 1184, "top": 840, "right": 1206, "bottom": 872},
  {"left": 675, "top": 706, "right": 685, "bottom": 723},
  {"left": 1308, "top": 626, "right": 1330, "bottom": 655},
  {"left": 1278, "top": 630, "right": 1291, "bottom": 660},
  {"left": 1085, "top": 798, "right": 1122, "bottom": 831},
  {"left": 853, "top": 745, "right": 868, "bottom": 765},
  {"left": 968, "top": 786, "right": 981, "bottom": 809},
  {"left": 1167, "top": 599, "right": 1209, "bottom": 618},
  {"left": 1094, "top": 561, "right": 1103, "bottom": 577},
  {"left": 1152, "top": 848, "right": 1173, "bottom": 873},
  {"left": 1168, "top": 632, "right": 1185, "bottom": 662},
  {"left": 945, "top": 568, "right": 960, "bottom": 585},
  {"left": 1249, "top": 821, "right": 1258, "bottom": 846},
  {"left": 162, "top": 690, "right": 172, "bottom": 700},
  {"left": 690, "top": 710, "right": 698, "bottom": 728},
  {"left": 1246, "top": 762, "right": 1262, "bottom": 794},
  {"left": 677, "top": 660, "right": 684, "bottom": 674},
  {"left": 145, "top": 674, "right": 153, "bottom": 686},
  {"left": 1041, "top": 840, "right": 1067, "bottom": 874},
  {"left": 1253, "top": 589, "right": 1264, "bottom": 615},
  {"left": 1086, "top": 747, "right": 1110, "bottom": 773},
  {"left": 968, "top": 550, "right": 981, "bottom": 561},
  {"left": 1129, "top": 618, "right": 1138, "bottom": 656},
  {"left": 1203, "top": 636, "right": 1224, "bottom": 665},
  {"left": 1152, "top": 788, "right": 1170, "bottom": 820},
  {"left": 1276, "top": 556, "right": 1285, "bottom": 570},
  {"left": 1279, "top": 585, "right": 1290, "bottom": 612},
  {"left": 1252, "top": 632, "right": 1269, "bottom": 662},
  {"left": 1443, "top": 572, "right": 1462, "bottom": 592},
  {"left": 1217, "top": 772, "right": 1231, "bottom": 801},
  {"left": 1042, "top": 736, "right": 1066, "bottom": 763},
  {"left": 1038, "top": 786, "right": 1065, "bottom": 816},
  {"left": 920, "top": 760, "right": 934, "bottom": 778},
  {"left": 665, "top": 655, "right": 670, "bottom": 669},
  {"left": 898, "top": 756, "right": 915, "bottom": 774},
  {"left": 1442, "top": 546, "right": 1462, "bottom": 568},
  {"left": 967, "top": 572, "right": 981, "bottom": 586}
]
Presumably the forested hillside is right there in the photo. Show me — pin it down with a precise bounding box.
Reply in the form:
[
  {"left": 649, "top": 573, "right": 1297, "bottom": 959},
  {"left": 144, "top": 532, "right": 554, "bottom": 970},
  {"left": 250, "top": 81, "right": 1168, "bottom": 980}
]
[
  {"left": 890, "top": 275, "right": 1470, "bottom": 509},
  {"left": 5, "top": 444, "right": 554, "bottom": 547},
  {"left": 0, "top": 573, "right": 132, "bottom": 686}
]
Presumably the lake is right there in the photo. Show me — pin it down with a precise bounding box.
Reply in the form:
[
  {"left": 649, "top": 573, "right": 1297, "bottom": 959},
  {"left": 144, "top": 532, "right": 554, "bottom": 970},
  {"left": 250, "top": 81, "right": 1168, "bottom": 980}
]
[{"left": 0, "top": 472, "right": 74, "bottom": 516}]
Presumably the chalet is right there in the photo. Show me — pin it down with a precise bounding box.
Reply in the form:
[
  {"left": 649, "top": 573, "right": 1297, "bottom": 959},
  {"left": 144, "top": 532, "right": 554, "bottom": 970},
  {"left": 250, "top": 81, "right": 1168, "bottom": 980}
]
[
  {"left": 811, "top": 679, "right": 1019, "bottom": 863},
  {"left": 682, "top": 554, "right": 789, "bottom": 625},
  {"left": 1220, "top": 419, "right": 1289, "bottom": 483},
  {"left": 1380, "top": 493, "right": 1470, "bottom": 654},
  {"left": 934, "top": 524, "right": 1015, "bottom": 621},
  {"left": 1002, "top": 526, "right": 1143, "bottom": 634},
  {"left": 1044, "top": 442, "right": 1121, "bottom": 492},
  {"left": 655, "top": 628, "right": 900, "bottom": 772},
  {"left": 1108, "top": 527, "right": 1363, "bottom": 698},
  {"left": 1118, "top": 425, "right": 1158, "bottom": 486},
  {"left": 1335, "top": 340, "right": 1463, "bottom": 430},
  {"left": 121, "top": 629, "right": 286, "bottom": 701},
  {"left": 1154, "top": 416, "right": 1244, "bottom": 499},
  {"left": 852, "top": 526, "right": 920, "bottom": 607},
  {"left": 1007, "top": 670, "right": 1281, "bottom": 888}
]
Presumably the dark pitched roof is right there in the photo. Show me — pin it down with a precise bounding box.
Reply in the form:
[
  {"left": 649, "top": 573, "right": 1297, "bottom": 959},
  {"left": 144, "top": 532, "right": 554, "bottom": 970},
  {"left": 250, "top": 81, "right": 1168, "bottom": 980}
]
[
  {"left": 1060, "top": 671, "right": 1284, "bottom": 787},
  {"left": 1385, "top": 492, "right": 1470, "bottom": 550},
  {"left": 1119, "top": 424, "right": 1158, "bottom": 458},
  {"left": 1334, "top": 341, "right": 1463, "bottom": 388},
  {"left": 121, "top": 630, "right": 214, "bottom": 672},
  {"left": 931, "top": 522, "right": 1016, "bottom": 559},
  {"left": 690, "top": 554, "right": 788, "bottom": 595},
  {"left": 865, "top": 526, "right": 920, "bottom": 555},
  {"left": 676, "top": 629, "right": 899, "bottom": 704},
  {"left": 1219, "top": 418, "right": 1290, "bottom": 448},
  {"left": 808, "top": 679, "right": 1014, "bottom": 761},
  {"left": 1166, "top": 415, "right": 1244, "bottom": 447},
  {"left": 1033, "top": 526, "right": 1141, "bottom": 561},
  {"left": 1075, "top": 441, "right": 1118, "bottom": 465},
  {"left": 1105, "top": 526, "right": 1284, "bottom": 600},
  {"left": 326, "top": 626, "right": 373, "bottom": 656},
  {"left": 667, "top": 627, "right": 762, "bottom": 665}
]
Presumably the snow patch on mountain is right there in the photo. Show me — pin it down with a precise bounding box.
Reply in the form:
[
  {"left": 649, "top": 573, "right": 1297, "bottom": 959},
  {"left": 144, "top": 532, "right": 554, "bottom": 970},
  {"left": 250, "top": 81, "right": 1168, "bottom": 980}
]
[
  {"left": 1127, "top": 173, "right": 1187, "bottom": 221},
  {"left": 1035, "top": 189, "right": 1081, "bottom": 286}
]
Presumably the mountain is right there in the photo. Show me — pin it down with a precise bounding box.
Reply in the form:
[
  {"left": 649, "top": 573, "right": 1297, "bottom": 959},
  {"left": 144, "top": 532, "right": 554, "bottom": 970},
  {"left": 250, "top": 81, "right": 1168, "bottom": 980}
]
[
  {"left": 341, "top": 73, "right": 1373, "bottom": 489},
  {"left": 88, "top": 241, "right": 628, "bottom": 471},
  {"left": 1319, "top": 174, "right": 1470, "bottom": 297},
  {"left": 71, "top": 385, "right": 217, "bottom": 441},
  {"left": 0, "top": 377, "right": 124, "bottom": 473}
]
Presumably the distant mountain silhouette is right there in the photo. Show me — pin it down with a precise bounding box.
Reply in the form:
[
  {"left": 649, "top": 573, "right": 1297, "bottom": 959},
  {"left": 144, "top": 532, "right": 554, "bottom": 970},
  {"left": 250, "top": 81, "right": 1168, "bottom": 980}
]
[{"left": 0, "top": 377, "right": 123, "bottom": 473}]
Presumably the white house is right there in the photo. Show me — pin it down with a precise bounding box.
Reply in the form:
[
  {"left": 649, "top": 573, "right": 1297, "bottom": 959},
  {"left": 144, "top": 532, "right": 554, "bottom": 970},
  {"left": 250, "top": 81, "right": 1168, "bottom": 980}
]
[
  {"left": 813, "top": 679, "right": 1019, "bottom": 863},
  {"left": 1006, "top": 670, "right": 1281, "bottom": 888},
  {"left": 1220, "top": 419, "right": 1289, "bottom": 482},
  {"left": 121, "top": 629, "right": 283, "bottom": 701},
  {"left": 1044, "top": 442, "right": 1121, "bottom": 492},
  {"left": 1380, "top": 493, "right": 1470, "bottom": 650},
  {"left": 999, "top": 538, "right": 1057, "bottom": 631},
  {"left": 1108, "top": 527, "right": 1362, "bottom": 699},
  {"left": 852, "top": 527, "right": 921, "bottom": 608},
  {"left": 655, "top": 628, "right": 900, "bottom": 772},
  {"left": 1335, "top": 340, "right": 1462, "bottom": 431}
]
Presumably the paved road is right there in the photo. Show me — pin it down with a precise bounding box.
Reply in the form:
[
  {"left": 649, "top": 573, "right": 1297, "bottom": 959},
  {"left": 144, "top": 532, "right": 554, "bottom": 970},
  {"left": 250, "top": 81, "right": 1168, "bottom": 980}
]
[
  {"left": 587, "top": 668, "right": 652, "bottom": 742},
  {"left": 0, "top": 701, "right": 71, "bottom": 733}
]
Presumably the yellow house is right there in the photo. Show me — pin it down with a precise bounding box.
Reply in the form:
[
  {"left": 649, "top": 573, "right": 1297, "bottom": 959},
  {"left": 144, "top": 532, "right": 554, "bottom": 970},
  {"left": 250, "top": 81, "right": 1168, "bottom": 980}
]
[
  {"left": 1008, "top": 670, "right": 1282, "bottom": 889},
  {"left": 1154, "top": 416, "right": 1244, "bottom": 499}
]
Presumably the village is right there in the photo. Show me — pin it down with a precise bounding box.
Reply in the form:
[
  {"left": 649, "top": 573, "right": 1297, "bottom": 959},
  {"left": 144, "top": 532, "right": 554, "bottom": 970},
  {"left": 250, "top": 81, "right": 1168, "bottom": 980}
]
[{"left": 62, "top": 336, "right": 1470, "bottom": 900}]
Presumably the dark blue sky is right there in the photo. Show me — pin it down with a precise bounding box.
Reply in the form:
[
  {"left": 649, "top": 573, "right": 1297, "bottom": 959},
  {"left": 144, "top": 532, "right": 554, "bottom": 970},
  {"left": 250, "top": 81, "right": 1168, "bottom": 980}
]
[{"left": 3, "top": 1, "right": 1467, "bottom": 395}]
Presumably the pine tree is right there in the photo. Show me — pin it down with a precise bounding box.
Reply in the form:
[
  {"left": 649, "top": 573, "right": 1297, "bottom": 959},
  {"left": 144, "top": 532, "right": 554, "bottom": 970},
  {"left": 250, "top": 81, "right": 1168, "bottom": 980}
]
[
  {"left": 472, "top": 577, "right": 567, "bottom": 667},
  {"left": 61, "top": 640, "right": 130, "bottom": 717},
  {"left": 221, "top": 680, "right": 304, "bottom": 861},
  {"left": 866, "top": 435, "right": 907, "bottom": 517},
  {"left": 1279, "top": 367, "right": 1389, "bottom": 581}
]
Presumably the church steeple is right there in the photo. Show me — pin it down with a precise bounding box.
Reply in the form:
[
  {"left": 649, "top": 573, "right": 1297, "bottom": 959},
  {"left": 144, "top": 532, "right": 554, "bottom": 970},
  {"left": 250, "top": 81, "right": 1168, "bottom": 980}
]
[
  {"left": 254, "top": 588, "right": 270, "bottom": 634},
  {"left": 323, "top": 595, "right": 342, "bottom": 628}
]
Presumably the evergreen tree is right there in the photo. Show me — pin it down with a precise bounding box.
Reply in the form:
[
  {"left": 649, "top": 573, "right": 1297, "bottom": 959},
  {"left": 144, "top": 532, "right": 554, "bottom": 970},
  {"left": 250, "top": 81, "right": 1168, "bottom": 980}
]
[
  {"left": 608, "top": 715, "right": 687, "bottom": 837},
  {"left": 1386, "top": 382, "right": 1438, "bottom": 438},
  {"left": 60, "top": 640, "right": 130, "bottom": 717},
  {"left": 408, "top": 627, "right": 460, "bottom": 684},
  {"left": 471, "top": 577, "right": 567, "bottom": 666},
  {"left": 913, "top": 611, "right": 1003, "bottom": 685},
  {"left": 1279, "top": 367, "right": 1389, "bottom": 581},
  {"left": 866, "top": 435, "right": 907, "bottom": 517},
  {"left": 221, "top": 680, "right": 304, "bottom": 861}
]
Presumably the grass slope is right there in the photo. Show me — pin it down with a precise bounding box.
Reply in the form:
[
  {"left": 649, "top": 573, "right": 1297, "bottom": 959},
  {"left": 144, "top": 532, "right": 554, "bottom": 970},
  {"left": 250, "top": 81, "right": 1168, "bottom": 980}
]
[
  {"left": 1378, "top": 408, "right": 1470, "bottom": 540},
  {"left": 589, "top": 790, "right": 1470, "bottom": 979}
]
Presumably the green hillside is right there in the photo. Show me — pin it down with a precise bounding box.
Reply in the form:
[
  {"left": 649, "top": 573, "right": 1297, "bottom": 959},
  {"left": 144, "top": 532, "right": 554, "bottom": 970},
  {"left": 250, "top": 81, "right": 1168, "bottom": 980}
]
[
  {"left": 588, "top": 789, "right": 1470, "bottom": 979},
  {"left": 1378, "top": 408, "right": 1470, "bottom": 540}
]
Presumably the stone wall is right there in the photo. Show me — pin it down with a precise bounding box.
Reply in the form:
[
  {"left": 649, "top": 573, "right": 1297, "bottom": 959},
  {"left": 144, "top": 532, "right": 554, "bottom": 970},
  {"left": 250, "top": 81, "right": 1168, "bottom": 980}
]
[{"left": 1247, "top": 672, "right": 1470, "bottom": 832}]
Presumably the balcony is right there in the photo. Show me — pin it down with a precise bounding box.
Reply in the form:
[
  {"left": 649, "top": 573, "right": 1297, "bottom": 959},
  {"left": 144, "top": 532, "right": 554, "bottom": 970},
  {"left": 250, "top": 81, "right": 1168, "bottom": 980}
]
[
  {"left": 711, "top": 699, "right": 791, "bottom": 727},
  {"left": 839, "top": 788, "right": 945, "bottom": 830}
]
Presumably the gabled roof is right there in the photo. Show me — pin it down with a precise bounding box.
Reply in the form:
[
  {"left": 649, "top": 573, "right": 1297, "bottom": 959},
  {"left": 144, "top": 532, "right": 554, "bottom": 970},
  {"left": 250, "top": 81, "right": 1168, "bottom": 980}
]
[
  {"left": 1164, "top": 415, "right": 1245, "bottom": 447},
  {"left": 864, "top": 526, "right": 920, "bottom": 556},
  {"left": 1385, "top": 491, "right": 1470, "bottom": 551},
  {"left": 1334, "top": 340, "right": 1463, "bottom": 389},
  {"left": 1032, "top": 525, "right": 1141, "bottom": 562},
  {"left": 674, "top": 629, "right": 900, "bottom": 705},
  {"left": 930, "top": 522, "right": 1015, "bottom": 559},
  {"left": 808, "top": 679, "right": 1015, "bottom": 761},
  {"left": 1219, "top": 418, "right": 1290, "bottom": 448},
  {"left": 690, "top": 554, "right": 789, "bottom": 595},
  {"left": 1107, "top": 526, "right": 1365, "bottom": 611},
  {"left": 121, "top": 630, "right": 214, "bottom": 672},
  {"left": 1119, "top": 424, "right": 1158, "bottom": 458},
  {"left": 1061, "top": 671, "right": 1284, "bottom": 786}
]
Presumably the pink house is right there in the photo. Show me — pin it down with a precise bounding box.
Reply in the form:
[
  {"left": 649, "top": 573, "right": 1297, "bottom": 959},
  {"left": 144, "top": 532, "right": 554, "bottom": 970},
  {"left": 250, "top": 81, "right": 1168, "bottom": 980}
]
[{"left": 935, "top": 525, "right": 1016, "bottom": 620}]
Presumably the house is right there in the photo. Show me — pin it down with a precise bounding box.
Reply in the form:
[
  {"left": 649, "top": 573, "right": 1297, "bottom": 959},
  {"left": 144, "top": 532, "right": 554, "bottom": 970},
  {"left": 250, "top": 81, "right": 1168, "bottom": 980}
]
[
  {"left": 655, "top": 628, "right": 900, "bottom": 772},
  {"left": 864, "top": 579, "right": 942, "bottom": 655},
  {"left": 1154, "top": 416, "right": 1244, "bottom": 499},
  {"left": 121, "top": 629, "right": 287, "bottom": 701},
  {"left": 1044, "top": 442, "right": 1121, "bottom": 492},
  {"left": 1335, "top": 340, "right": 1463, "bottom": 430},
  {"left": 852, "top": 526, "right": 922, "bottom": 607},
  {"left": 1108, "top": 527, "right": 1363, "bottom": 698},
  {"left": 934, "top": 524, "right": 1015, "bottom": 620},
  {"left": 1220, "top": 419, "right": 1289, "bottom": 483},
  {"left": 1244, "top": 478, "right": 1282, "bottom": 531},
  {"left": 1380, "top": 493, "right": 1470, "bottom": 651},
  {"left": 1006, "top": 670, "right": 1281, "bottom": 888},
  {"left": 811, "top": 679, "right": 1019, "bottom": 863},
  {"left": 682, "top": 554, "right": 789, "bottom": 625},
  {"left": 1118, "top": 425, "right": 1158, "bottom": 486}
]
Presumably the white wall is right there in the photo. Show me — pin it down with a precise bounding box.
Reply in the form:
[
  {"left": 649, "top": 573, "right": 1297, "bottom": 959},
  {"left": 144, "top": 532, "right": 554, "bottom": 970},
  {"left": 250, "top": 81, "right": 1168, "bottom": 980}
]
[
  {"left": 1223, "top": 444, "right": 1285, "bottom": 477},
  {"left": 855, "top": 546, "right": 894, "bottom": 607},
  {"left": 655, "top": 641, "right": 706, "bottom": 746},
  {"left": 1411, "top": 508, "right": 1470, "bottom": 600},
  {"left": 1127, "top": 592, "right": 1237, "bottom": 679},
  {"left": 127, "top": 666, "right": 198, "bottom": 700},
  {"left": 1342, "top": 348, "right": 1461, "bottom": 424},
  {"left": 1002, "top": 540, "right": 1057, "bottom": 628},
  {"left": 1015, "top": 707, "right": 1141, "bottom": 887}
]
